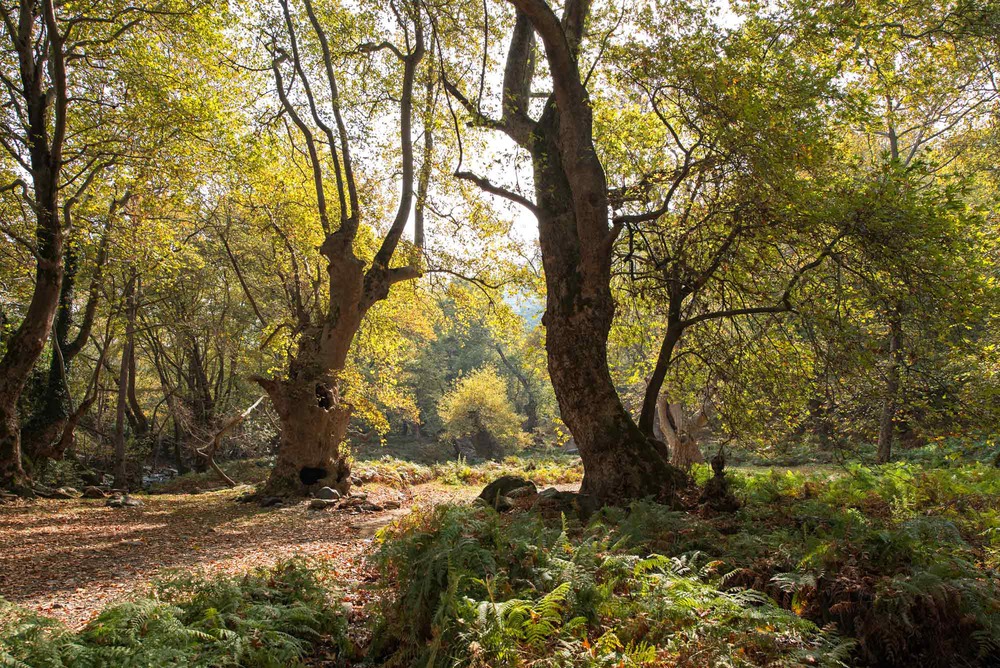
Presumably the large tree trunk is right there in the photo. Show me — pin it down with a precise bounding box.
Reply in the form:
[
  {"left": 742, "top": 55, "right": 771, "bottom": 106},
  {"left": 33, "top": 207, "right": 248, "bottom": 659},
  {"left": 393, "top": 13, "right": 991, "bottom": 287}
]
[
  {"left": 257, "top": 375, "right": 353, "bottom": 497},
  {"left": 112, "top": 275, "right": 137, "bottom": 489},
  {"left": 0, "top": 0, "right": 71, "bottom": 492},
  {"left": 257, "top": 0, "right": 426, "bottom": 497},
  {"left": 510, "top": 0, "right": 684, "bottom": 504},
  {"left": 254, "top": 237, "right": 365, "bottom": 497},
  {"left": 0, "top": 159, "right": 63, "bottom": 494},
  {"left": 531, "top": 116, "right": 682, "bottom": 502},
  {"left": 876, "top": 317, "right": 902, "bottom": 464}
]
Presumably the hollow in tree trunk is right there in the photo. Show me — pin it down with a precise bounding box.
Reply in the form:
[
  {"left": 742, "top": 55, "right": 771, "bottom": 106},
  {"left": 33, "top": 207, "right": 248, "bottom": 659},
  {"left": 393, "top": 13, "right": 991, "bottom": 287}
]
[{"left": 255, "top": 373, "right": 353, "bottom": 497}]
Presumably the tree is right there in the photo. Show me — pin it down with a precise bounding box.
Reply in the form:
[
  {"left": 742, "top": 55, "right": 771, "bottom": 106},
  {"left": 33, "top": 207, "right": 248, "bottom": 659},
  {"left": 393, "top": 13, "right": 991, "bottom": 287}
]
[
  {"left": 0, "top": 0, "right": 87, "bottom": 492},
  {"left": 438, "top": 366, "right": 523, "bottom": 460},
  {"left": 250, "top": 0, "right": 432, "bottom": 496},
  {"left": 445, "top": 0, "right": 688, "bottom": 503}
]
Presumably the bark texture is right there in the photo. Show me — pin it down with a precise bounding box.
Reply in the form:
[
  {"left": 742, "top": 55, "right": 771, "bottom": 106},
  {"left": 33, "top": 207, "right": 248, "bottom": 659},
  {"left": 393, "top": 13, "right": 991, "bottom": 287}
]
[
  {"left": 253, "top": 238, "right": 364, "bottom": 497},
  {"left": 876, "top": 317, "right": 903, "bottom": 464},
  {"left": 509, "top": 0, "right": 685, "bottom": 503},
  {"left": 0, "top": 0, "right": 70, "bottom": 492}
]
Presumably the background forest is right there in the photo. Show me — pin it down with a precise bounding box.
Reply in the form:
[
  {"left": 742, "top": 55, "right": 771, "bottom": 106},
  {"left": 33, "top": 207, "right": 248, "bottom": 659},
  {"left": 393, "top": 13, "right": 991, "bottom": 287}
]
[{"left": 1, "top": 0, "right": 999, "bottom": 666}]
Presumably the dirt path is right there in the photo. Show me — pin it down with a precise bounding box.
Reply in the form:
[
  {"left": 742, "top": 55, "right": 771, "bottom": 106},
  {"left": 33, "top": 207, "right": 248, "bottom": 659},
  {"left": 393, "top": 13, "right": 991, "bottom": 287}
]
[{"left": 0, "top": 482, "right": 478, "bottom": 628}]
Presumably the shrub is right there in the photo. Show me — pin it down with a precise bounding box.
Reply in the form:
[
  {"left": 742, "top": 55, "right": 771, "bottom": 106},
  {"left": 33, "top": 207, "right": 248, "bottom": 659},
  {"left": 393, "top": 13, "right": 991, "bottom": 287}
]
[{"left": 437, "top": 367, "right": 526, "bottom": 458}]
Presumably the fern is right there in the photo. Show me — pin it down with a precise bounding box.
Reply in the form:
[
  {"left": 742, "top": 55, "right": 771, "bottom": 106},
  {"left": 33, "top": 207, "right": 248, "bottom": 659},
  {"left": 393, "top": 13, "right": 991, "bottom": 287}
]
[{"left": 0, "top": 559, "right": 347, "bottom": 668}]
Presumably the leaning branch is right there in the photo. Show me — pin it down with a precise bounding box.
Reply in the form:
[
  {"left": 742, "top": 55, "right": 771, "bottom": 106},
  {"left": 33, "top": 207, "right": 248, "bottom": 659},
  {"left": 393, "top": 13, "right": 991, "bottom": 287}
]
[
  {"left": 455, "top": 170, "right": 538, "bottom": 215},
  {"left": 195, "top": 395, "right": 267, "bottom": 488}
]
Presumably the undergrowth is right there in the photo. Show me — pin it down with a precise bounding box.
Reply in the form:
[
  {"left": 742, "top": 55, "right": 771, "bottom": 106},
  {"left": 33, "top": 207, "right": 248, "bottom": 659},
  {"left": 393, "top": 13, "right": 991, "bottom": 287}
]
[
  {"left": 370, "top": 461, "right": 1000, "bottom": 667},
  {"left": 0, "top": 558, "right": 348, "bottom": 667},
  {"left": 368, "top": 505, "right": 850, "bottom": 667},
  {"left": 152, "top": 451, "right": 583, "bottom": 495}
]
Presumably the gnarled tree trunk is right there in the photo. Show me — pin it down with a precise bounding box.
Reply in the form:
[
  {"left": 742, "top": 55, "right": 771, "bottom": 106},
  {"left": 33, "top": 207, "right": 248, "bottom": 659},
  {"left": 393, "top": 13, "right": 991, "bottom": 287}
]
[
  {"left": 254, "top": 237, "right": 365, "bottom": 497},
  {"left": 510, "top": 0, "right": 685, "bottom": 503},
  {"left": 252, "top": 0, "right": 428, "bottom": 498}
]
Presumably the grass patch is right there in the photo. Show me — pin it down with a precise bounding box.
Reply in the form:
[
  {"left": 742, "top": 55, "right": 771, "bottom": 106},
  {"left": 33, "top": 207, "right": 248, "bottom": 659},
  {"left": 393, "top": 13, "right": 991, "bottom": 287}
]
[{"left": 153, "top": 448, "right": 583, "bottom": 495}]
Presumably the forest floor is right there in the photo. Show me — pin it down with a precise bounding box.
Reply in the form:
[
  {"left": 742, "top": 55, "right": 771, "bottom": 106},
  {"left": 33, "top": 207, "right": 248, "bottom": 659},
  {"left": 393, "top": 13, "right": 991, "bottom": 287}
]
[{"left": 0, "top": 481, "right": 496, "bottom": 629}]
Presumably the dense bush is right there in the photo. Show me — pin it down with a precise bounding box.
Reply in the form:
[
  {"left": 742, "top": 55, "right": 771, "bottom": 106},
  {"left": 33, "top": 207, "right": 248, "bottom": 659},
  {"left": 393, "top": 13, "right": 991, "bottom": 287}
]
[
  {"left": 0, "top": 559, "right": 347, "bottom": 667},
  {"left": 438, "top": 367, "right": 526, "bottom": 457}
]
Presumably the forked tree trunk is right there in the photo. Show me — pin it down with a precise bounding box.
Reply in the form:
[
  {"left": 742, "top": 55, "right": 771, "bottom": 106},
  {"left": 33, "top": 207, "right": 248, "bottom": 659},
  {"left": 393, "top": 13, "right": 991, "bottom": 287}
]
[
  {"left": 256, "top": 0, "right": 427, "bottom": 498},
  {"left": 254, "top": 236, "right": 366, "bottom": 497},
  {"left": 511, "top": 1, "right": 684, "bottom": 503},
  {"left": 21, "top": 215, "right": 112, "bottom": 465}
]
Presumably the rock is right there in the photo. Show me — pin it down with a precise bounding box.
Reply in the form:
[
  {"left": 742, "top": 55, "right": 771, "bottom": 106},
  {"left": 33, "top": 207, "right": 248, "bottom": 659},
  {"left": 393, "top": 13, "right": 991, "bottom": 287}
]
[
  {"left": 106, "top": 495, "right": 142, "bottom": 508},
  {"left": 349, "top": 491, "right": 368, "bottom": 500},
  {"left": 141, "top": 472, "right": 173, "bottom": 488},
  {"left": 260, "top": 496, "right": 283, "bottom": 508},
  {"left": 507, "top": 485, "right": 537, "bottom": 500},
  {"left": 82, "top": 486, "right": 106, "bottom": 499},
  {"left": 316, "top": 487, "right": 341, "bottom": 500},
  {"left": 360, "top": 502, "right": 384, "bottom": 512},
  {"left": 309, "top": 498, "right": 332, "bottom": 510},
  {"left": 478, "top": 476, "right": 537, "bottom": 510},
  {"left": 382, "top": 500, "right": 401, "bottom": 510},
  {"left": 532, "top": 490, "right": 602, "bottom": 522},
  {"left": 494, "top": 495, "right": 514, "bottom": 512}
]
